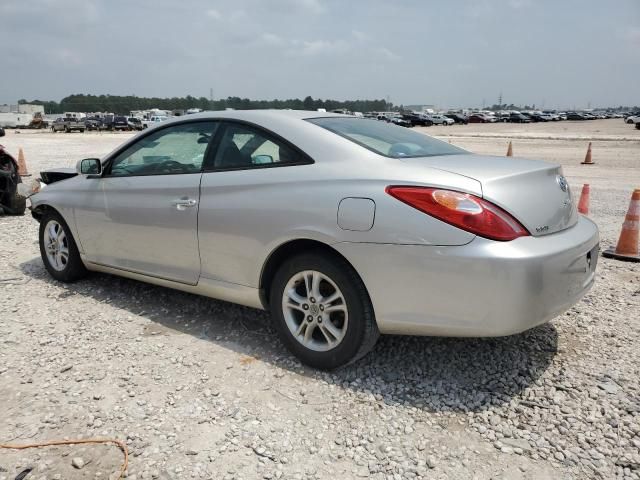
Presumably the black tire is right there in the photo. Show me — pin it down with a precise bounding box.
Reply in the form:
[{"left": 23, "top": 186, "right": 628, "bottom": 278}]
[
  {"left": 269, "top": 251, "right": 379, "bottom": 369},
  {"left": 39, "top": 210, "right": 88, "bottom": 282},
  {"left": 7, "top": 185, "right": 26, "bottom": 215}
]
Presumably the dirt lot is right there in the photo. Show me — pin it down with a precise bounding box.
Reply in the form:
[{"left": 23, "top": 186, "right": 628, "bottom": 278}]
[{"left": 1, "top": 120, "right": 639, "bottom": 480}]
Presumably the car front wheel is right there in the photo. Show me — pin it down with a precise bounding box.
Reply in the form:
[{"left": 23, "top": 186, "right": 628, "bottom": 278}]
[
  {"left": 39, "top": 211, "right": 88, "bottom": 282},
  {"left": 270, "top": 252, "right": 379, "bottom": 369}
]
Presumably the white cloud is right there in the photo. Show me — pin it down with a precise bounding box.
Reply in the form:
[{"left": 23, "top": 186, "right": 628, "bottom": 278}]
[
  {"left": 261, "top": 33, "right": 286, "bottom": 46},
  {"left": 206, "top": 8, "right": 221, "bottom": 19},
  {"left": 295, "top": 39, "right": 349, "bottom": 56},
  {"left": 51, "top": 48, "right": 83, "bottom": 67},
  {"left": 352, "top": 30, "right": 369, "bottom": 43},
  {"left": 375, "top": 47, "right": 400, "bottom": 61}
]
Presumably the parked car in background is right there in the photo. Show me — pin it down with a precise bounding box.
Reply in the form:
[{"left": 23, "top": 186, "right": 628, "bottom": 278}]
[
  {"left": 30, "top": 110, "right": 599, "bottom": 369},
  {"left": 445, "top": 113, "right": 468, "bottom": 124},
  {"left": 142, "top": 116, "right": 169, "bottom": 129},
  {"left": 112, "top": 116, "right": 130, "bottom": 131},
  {"left": 566, "top": 112, "right": 587, "bottom": 121},
  {"left": 127, "top": 117, "right": 144, "bottom": 131},
  {"left": 391, "top": 116, "right": 412, "bottom": 128},
  {"left": 85, "top": 117, "right": 104, "bottom": 131},
  {"left": 101, "top": 114, "right": 115, "bottom": 131},
  {"left": 428, "top": 114, "right": 454, "bottom": 126},
  {"left": 468, "top": 114, "right": 491, "bottom": 123},
  {"left": 51, "top": 117, "right": 86, "bottom": 133},
  {"left": 509, "top": 113, "right": 531, "bottom": 123},
  {"left": 400, "top": 113, "right": 432, "bottom": 127},
  {"left": 529, "top": 113, "right": 551, "bottom": 122},
  {"left": 625, "top": 115, "right": 640, "bottom": 124}
]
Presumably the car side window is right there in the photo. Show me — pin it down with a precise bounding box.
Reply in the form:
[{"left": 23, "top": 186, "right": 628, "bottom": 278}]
[
  {"left": 109, "top": 122, "right": 218, "bottom": 177},
  {"left": 213, "top": 123, "right": 303, "bottom": 169}
]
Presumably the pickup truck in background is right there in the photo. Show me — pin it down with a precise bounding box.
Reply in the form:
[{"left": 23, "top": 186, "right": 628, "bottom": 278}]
[
  {"left": 51, "top": 117, "right": 86, "bottom": 133},
  {"left": 142, "top": 115, "right": 168, "bottom": 129}
]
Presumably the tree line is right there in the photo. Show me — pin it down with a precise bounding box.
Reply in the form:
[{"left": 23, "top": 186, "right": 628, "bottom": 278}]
[{"left": 18, "top": 95, "right": 391, "bottom": 115}]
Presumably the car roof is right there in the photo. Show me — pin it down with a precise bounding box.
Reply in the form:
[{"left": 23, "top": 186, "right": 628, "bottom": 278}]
[{"left": 181, "top": 109, "right": 349, "bottom": 122}]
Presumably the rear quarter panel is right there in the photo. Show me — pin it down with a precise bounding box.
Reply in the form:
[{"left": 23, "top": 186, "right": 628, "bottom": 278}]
[{"left": 197, "top": 157, "right": 481, "bottom": 288}]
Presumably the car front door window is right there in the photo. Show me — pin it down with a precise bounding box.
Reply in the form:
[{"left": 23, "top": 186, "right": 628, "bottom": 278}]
[
  {"left": 213, "top": 123, "right": 303, "bottom": 169},
  {"left": 109, "top": 122, "right": 218, "bottom": 176}
]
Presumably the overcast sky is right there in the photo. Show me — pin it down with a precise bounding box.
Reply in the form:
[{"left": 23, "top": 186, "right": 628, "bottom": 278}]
[{"left": 1, "top": 0, "right": 638, "bottom": 109}]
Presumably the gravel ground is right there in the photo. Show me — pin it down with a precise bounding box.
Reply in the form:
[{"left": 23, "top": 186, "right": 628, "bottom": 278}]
[{"left": 0, "top": 120, "right": 639, "bottom": 480}]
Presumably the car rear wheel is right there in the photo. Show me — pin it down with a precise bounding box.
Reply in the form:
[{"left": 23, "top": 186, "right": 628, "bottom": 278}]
[
  {"left": 270, "top": 252, "right": 379, "bottom": 369},
  {"left": 39, "top": 211, "right": 88, "bottom": 282}
]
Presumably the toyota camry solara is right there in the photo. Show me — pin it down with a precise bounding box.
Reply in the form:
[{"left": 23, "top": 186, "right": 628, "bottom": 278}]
[{"left": 31, "top": 110, "right": 599, "bottom": 369}]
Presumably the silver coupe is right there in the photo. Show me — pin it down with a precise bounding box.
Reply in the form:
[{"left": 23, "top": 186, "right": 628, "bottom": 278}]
[{"left": 31, "top": 110, "right": 599, "bottom": 369}]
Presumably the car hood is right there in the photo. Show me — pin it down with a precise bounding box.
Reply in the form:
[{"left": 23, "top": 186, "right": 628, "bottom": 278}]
[
  {"left": 40, "top": 167, "right": 77, "bottom": 185},
  {"left": 400, "top": 154, "right": 578, "bottom": 236}
]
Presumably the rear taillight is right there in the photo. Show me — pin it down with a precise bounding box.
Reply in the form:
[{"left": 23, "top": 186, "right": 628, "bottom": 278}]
[{"left": 386, "top": 186, "right": 530, "bottom": 241}]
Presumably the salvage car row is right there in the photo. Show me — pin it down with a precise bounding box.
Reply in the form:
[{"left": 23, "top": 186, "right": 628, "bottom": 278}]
[
  {"left": 373, "top": 110, "right": 631, "bottom": 127},
  {"left": 50, "top": 115, "right": 150, "bottom": 133}
]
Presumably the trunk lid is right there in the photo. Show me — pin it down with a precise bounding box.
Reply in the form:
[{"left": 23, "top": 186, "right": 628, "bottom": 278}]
[{"left": 401, "top": 154, "right": 577, "bottom": 236}]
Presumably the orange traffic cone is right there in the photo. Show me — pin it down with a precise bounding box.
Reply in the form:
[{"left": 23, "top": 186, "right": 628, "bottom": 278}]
[
  {"left": 577, "top": 184, "right": 590, "bottom": 215},
  {"left": 17, "top": 148, "right": 31, "bottom": 176},
  {"left": 506, "top": 141, "right": 513, "bottom": 157},
  {"left": 602, "top": 189, "right": 640, "bottom": 262},
  {"left": 581, "top": 142, "right": 595, "bottom": 165}
]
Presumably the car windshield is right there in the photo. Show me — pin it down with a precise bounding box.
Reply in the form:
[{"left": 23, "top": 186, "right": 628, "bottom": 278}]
[{"left": 306, "top": 117, "right": 465, "bottom": 158}]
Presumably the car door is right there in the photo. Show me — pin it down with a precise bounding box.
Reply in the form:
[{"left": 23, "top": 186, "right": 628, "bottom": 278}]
[
  {"left": 197, "top": 121, "right": 313, "bottom": 287},
  {"left": 73, "top": 120, "right": 219, "bottom": 284}
]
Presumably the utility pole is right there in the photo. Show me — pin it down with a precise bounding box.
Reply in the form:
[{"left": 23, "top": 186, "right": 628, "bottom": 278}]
[
  {"left": 210, "top": 88, "right": 214, "bottom": 110},
  {"left": 498, "top": 92, "right": 502, "bottom": 107}
]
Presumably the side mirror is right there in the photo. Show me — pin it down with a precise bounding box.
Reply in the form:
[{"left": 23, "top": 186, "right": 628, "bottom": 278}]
[
  {"left": 76, "top": 158, "right": 102, "bottom": 176},
  {"left": 253, "top": 154, "right": 273, "bottom": 165}
]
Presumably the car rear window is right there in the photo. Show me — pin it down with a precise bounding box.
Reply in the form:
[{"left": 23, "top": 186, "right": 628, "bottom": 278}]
[{"left": 306, "top": 117, "right": 465, "bottom": 158}]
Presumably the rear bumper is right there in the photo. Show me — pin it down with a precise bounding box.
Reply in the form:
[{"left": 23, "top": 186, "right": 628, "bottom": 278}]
[{"left": 334, "top": 215, "right": 599, "bottom": 337}]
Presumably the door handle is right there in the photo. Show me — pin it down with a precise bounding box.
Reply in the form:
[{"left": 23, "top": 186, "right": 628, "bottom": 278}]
[{"left": 172, "top": 198, "right": 198, "bottom": 210}]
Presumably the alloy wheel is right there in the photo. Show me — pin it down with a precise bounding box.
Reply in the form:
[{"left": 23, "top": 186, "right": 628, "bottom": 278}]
[
  {"left": 43, "top": 220, "right": 69, "bottom": 272},
  {"left": 281, "top": 270, "right": 349, "bottom": 352}
]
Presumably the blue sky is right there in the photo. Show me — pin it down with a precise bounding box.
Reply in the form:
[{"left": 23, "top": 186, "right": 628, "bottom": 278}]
[{"left": 1, "top": 0, "right": 638, "bottom": 108}]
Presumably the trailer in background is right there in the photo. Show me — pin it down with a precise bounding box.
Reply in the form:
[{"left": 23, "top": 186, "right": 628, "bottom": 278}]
[{"left": 0, "top": 112, "right": 33, "bottom": 128}]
